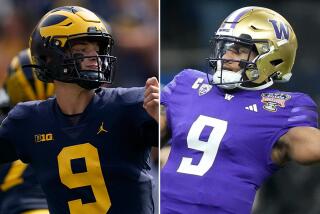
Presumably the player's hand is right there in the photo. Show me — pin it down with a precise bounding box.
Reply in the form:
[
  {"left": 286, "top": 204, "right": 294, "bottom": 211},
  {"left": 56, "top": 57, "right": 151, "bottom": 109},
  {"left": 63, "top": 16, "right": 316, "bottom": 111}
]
[{"left": 144, "top": 77, "right": 159, "bottom": 123}]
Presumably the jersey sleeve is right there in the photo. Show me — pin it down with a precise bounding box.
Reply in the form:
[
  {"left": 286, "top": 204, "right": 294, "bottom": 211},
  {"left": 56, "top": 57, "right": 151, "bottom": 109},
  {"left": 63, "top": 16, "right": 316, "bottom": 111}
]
[
  {"left": 0, "top": 114, "right": 19, "bottom": 163},
  {"left": 122, "top": 87, "right": 158, "bottom": 147},
  {"left": 287, "top": 94, "right": 318, "bottom": 128},
  {"left": 161, "top": 69, "right": 204, "bottom": 106},
  {"left": 133, "top": 101, "right": 158, "bottom": 147},
  {"left": 138, "top": 117, "right": 158, "bottom": 147},
  {"left": 0, "top": 103, "right": 34, "bottom": 163},
  {"left": 271, "top": 93, "right": 318, "bottom": 145},
  {"left": 266, "top": 93, "right": 319, "bottom": 170},
  {"left": 273, "top": 93, "right": 318, "bottom": 144},
  {"left": 161, "top": 69, "right": 196, "bottom": 132},
  {"left": 161, "top": 70, "right": 186, "bottom": 107}
]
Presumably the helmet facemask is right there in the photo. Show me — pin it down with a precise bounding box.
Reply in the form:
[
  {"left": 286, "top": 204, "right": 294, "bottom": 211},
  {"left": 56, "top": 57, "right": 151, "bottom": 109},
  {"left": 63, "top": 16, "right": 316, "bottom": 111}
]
[
  {"left": 62, "top": 36, "right": 117, "bottom": 89},
  {"left": 33, "top": 34, "right": 116, "bottom": 90},
  {"left": 29, "top": 6, "right": 118, "bottom": 90},
  {"left": 208, "top": 35, "right": 262, "bottom": 90}
]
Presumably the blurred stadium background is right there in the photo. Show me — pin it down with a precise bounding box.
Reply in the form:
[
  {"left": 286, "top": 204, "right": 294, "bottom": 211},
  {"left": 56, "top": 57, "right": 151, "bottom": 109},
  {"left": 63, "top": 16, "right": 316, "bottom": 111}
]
[
  {"left": 0, "top": 0, "right": 159, "bottom": 213},
  {"left": 161, "top": 0, "right": 320, "bottom": 213}
]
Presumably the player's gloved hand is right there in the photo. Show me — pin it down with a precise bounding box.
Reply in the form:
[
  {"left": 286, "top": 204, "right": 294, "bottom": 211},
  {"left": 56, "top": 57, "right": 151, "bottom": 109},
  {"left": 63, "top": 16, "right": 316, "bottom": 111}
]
[{"left": 144, "top": 77, "right": 159, "bottom": 123}]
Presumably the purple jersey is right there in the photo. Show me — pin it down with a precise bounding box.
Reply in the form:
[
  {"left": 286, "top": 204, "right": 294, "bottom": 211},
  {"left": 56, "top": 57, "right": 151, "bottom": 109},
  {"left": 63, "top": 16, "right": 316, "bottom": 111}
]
[{"left": 160, "top": 69, "right": 318, "bottom": 214}]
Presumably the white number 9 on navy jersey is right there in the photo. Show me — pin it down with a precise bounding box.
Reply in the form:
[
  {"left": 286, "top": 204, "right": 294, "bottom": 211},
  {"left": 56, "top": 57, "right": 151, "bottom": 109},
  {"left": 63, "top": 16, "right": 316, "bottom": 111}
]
[{"left": 177, "top": 115, "right": 227, "bottom": 176}]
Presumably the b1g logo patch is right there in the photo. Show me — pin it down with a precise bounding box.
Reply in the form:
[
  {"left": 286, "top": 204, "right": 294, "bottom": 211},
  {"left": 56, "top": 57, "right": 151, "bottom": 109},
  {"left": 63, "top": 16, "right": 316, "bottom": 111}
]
[
  {"left": 261, "top": 93, "right": 291, "bottom": 112},
  {"left": 34, "top": 133, "right": 54, "bottom": 143}
]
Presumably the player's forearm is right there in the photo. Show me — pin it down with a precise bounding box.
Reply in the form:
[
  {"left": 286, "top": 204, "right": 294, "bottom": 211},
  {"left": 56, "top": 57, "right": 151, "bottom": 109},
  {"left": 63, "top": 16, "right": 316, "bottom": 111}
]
[{"left": 283, "top": 127, "right": 320, "bottom": 165}]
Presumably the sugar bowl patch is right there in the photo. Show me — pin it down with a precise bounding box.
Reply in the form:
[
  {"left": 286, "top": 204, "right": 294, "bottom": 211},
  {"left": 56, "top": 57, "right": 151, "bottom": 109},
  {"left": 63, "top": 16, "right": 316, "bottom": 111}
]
[{"left": 261, "top": 93, "right": 291, "bottom": 112}]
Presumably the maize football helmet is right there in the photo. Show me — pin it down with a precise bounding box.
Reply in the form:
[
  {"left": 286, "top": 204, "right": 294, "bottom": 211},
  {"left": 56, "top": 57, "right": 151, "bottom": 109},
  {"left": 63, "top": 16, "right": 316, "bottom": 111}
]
[
  {"left": 208, "top": 6, "right": 297, "bottom": 90},
  {"left": 29, "top": 6, "right": 116, "bottom": 89},
  {"left": 6, "top": 48, "right": 55, "bottom": 105}
]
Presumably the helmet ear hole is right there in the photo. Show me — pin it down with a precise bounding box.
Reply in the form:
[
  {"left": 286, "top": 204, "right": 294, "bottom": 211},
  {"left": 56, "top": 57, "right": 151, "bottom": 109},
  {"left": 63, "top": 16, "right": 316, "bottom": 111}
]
[
  {"left": 252, "top": 45, "right": 258, "bottom": 56},
  {"left": 270, "top": 59, "right": 283, "bottom": 66},
  {"left": 239, "top": 34, "right": 252, "bottom": 40}
]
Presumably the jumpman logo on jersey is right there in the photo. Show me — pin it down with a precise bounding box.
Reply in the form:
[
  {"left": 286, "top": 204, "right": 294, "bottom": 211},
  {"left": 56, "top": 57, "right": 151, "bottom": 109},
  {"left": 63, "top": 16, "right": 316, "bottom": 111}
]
[{"left": 97, "top": 122, "right": 108, "bottom": 135}]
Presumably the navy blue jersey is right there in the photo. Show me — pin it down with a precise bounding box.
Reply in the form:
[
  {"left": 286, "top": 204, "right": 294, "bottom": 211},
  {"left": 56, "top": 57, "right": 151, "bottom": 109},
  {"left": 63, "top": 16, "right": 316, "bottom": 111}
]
[{"left": 0, "top": 87, "right": 158, "bottom": 214}]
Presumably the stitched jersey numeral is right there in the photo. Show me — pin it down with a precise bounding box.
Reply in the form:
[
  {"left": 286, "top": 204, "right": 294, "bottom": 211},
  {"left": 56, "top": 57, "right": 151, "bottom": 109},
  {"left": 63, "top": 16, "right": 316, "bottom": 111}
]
[
  {"left": 57, "top": 143, "right": 111, "bottom": 214},
  {"left": 177, "top": 115, "right": 227, "bottom": 176}
]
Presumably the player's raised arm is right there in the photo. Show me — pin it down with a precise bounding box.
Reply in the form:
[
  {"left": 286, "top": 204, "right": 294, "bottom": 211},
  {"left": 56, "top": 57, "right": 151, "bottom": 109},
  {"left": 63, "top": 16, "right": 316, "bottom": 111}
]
[
  {"left": 270, "top": 94, "right": 320, "bottom": 166},
  {"left": 275, "top": 127, "right": 320, "bottom": 165},
  {"left": 143, "top": 77, "right": 159, "bottom": 122}
]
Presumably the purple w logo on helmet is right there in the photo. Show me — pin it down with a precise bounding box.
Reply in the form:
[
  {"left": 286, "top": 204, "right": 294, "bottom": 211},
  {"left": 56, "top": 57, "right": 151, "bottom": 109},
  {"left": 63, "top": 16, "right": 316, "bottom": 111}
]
[{"left": 269, "top": 19, "right": 289, "bottom": 40}]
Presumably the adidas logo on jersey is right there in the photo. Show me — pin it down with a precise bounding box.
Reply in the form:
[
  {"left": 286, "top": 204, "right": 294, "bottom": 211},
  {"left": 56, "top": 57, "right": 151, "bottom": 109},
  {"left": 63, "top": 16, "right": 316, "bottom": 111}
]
[{"left": 245, "top": 104, "right": 258, "bottom": 112}]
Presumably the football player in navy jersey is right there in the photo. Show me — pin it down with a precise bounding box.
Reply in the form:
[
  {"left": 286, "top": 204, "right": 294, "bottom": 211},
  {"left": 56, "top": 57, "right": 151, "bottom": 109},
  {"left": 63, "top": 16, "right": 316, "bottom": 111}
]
[
  {"left": 0, "top": 48, "right": 52, "bottom": 214},
  {"left": 161, "top": 6, "right": 320, "bottom": 214},
  {"left": 0, "top": 6, "right": 159, "bottom": 214}
]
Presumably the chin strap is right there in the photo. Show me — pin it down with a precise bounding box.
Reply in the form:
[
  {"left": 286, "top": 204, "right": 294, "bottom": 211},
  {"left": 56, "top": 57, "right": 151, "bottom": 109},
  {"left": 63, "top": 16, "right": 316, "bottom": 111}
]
[
  {"left": 238, "top": 78, "right": 274, "bottom": 91},
  {"left": 213, "top": 62, "right": 243, "bottom": 90}
]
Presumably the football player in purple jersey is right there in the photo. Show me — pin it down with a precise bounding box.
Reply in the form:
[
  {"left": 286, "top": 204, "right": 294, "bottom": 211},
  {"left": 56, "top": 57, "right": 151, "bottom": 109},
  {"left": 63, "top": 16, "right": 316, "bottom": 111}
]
[{"left": 161, "top": 6, "right": 320, "bottom": 214}]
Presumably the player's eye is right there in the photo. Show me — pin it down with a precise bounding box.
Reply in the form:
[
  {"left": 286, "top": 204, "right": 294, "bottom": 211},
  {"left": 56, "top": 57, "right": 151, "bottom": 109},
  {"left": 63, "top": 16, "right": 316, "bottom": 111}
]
[
  {"left": 238, "top": 47, "right": 250, "bottom": 55},
  {"left": 73, "top": 49, "right": 86, "bottom": 53},
  {"left": 224, "top": 43, "right": 239, "bottom": 53},
  {"left": 227, "top": 47, "right": 239, "bottom": 54},
  {"left": 71, "top": 45, "right": 86, "bottom": 53}
]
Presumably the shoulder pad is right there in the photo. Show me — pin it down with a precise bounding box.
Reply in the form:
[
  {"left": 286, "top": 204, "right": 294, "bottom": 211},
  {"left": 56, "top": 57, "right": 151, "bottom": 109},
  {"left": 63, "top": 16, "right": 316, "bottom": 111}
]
[
  {"left": 115, "top": 87, "right": 144, "bottom": 104},
  {"left": 97, "top": 87, "right": 145, "bottom": 105},
  {"left": 8, "top": 101, "right": 40, "bottom": 120},
  {"left": 176, "top": 69, "right": 205, "bottom": 81}
]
